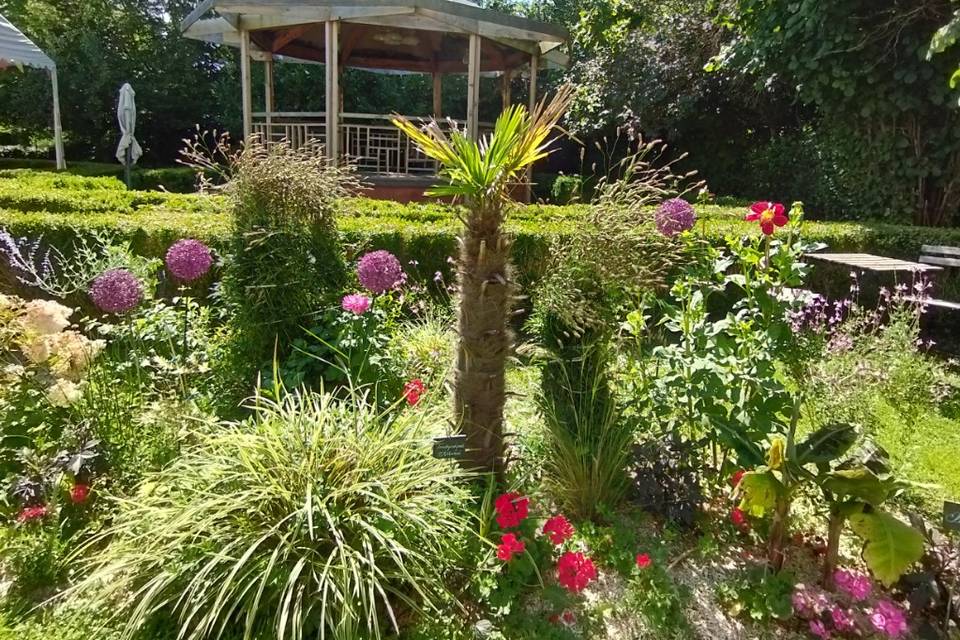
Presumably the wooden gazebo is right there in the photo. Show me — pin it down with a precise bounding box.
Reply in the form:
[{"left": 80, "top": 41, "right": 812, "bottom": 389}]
[{"left": 182, "top": 0, "right": 567, "bottom": 200}]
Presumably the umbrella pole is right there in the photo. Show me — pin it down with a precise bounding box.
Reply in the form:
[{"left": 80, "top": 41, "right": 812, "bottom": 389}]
[{"left": 125, "top": 147, "right": 132, "bottom": 189}]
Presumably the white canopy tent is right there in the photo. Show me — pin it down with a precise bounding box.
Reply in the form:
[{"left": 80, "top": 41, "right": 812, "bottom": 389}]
[{"left": 0, "top": 13, "right": 64, "bottom": 169}]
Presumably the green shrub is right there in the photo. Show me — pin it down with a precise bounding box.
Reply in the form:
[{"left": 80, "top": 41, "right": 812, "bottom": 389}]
[
  {"left": 549, "top": 174, "right": 584, "bottom": 204},
  {"left": 213, "top": 143, "right": 351, "bottom": 404},
  {"left": 1, "top": 168, "right": 960, "bottom": 300},
  {"left": 68, "top": 390, "right": 472, "bottom": 640}
]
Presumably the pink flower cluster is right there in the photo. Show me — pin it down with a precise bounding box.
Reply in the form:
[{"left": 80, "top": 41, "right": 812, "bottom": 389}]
[
  {"left": 834, "top": 569, "right": 872, "bottom": 601},
  {"left": 341, "top": 293, "right": 371, "bottom": 315},
  {"left": 792, "top": 579, "right": 909, "bottom": 639}
]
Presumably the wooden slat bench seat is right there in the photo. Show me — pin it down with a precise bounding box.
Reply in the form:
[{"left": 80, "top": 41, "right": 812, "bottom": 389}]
[{"left": 919, "top": 245, "right": 960, "bottom": 269}]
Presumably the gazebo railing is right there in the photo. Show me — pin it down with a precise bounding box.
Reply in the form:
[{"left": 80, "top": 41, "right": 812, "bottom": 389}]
[{"left": 252, "top": 111, "right": 491, "bottom": 175}]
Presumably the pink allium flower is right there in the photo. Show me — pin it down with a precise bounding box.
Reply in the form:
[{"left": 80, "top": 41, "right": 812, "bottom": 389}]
[
  {"left": 542, "top": 515, "right": 574, "bottom": 545},
  {"left": 746, "top": 201, "right": 788, "bottom": 235},
  {"left": 655, "top": 198, "right": 696, "bottom": 236},
  {"left": 341, "top": 293, "right": 371, "bottom": 315},
  {"left": 357, "top": 250, "right": 404, "bottom": 294},
  {"left": 165, "top": 239, "right": 213, "bottom": 282},
  {"left": 89, "top": 269, "right": 142, "bottom": 314}
]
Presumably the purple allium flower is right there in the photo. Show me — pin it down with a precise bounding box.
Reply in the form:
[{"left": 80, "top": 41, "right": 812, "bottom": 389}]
[
  {"left": 341, "top": 293, "right": 371, "bottom": 315},
  {"left": 165, "top": 239, "right": 213, "bottom": 282},
  {"left": 89, "top": 269, "right": 142, "bottom": 314},
  {"left": 357, "top": 250, "right": 404, "bottom": 294},
  {"left": 654, "top": 198, "right": 696, "bottom": 237}
]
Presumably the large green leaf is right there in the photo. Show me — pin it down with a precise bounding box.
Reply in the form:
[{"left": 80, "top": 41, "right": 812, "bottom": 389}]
[
  {"left": 821, "top": 468, "right": 892, "bottom": 506},
  {"left": 738, "top": 470, "right": 784, "bottom": 517},
  {"left": 795, "top": 423, "right": 859, "bottom": 465},
  {"left": 848, "top": 511, "right": 924, "bottom": 586}
]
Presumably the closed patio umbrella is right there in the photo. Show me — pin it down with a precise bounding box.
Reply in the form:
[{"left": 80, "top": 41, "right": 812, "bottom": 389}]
[{"left": 115, "top": 82, "right": 141, "bottom": 187}]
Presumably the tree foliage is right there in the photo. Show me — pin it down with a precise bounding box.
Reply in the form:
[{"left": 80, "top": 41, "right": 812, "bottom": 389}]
[{"left": 716, "top": 0, "right": 960, "bottom": 225}]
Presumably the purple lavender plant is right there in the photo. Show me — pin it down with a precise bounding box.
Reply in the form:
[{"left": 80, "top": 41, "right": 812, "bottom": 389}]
[
  {"left": 357, "top": 250, "right": 404, "bottom": 294},
  {"left": 654, "top": 198, "right": 696, "bottom": 237},
  {"left": 165, "top": 239, "right": 213, "bottom": 283},
  {"left": 89, "top": 269, "right": 142, "bottom": 314}
]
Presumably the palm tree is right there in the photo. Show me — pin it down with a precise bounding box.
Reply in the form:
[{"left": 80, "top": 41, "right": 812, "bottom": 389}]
[{"left": 392, "top": 86, "right": 572, "bottom": 475}]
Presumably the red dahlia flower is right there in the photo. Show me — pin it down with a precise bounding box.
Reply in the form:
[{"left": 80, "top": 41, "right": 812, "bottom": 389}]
[
  {"left": 635, "top": 553, "right": 652, "bottom": 569},
  {"left": 542, "top": 515, "right": 574, "bottom": 545},
  {"left": 729, "top": 469, "right": 746, "bottom": 488},
  {"left": 746, "top": 201, "right": 788, "bottom": 235},
  {"left": 403, "top": 379, "right": 425, "bottom": 405},
  {"left": 496, "top": 533, "right": 526, "bottom": 561},
  {"left": 70, "top": 483, "right": 91, "bottom": 504},
  {"left": 730, "top": 507, "right": 749, "bottom": 530},
  {"left": 556, "top": 551, "right": 597, "bottom": 593},
  {"left": 494, "top": 492, "right": 529, "bottom": 529}
]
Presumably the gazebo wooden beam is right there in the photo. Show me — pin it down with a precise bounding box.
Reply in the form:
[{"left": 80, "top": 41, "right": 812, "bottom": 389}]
[
  {"left": 184, "top": 0, "right": 568, "bottom": 42},
  {"left": 271, "top": 24, "right": 311, "bottom": 51}
]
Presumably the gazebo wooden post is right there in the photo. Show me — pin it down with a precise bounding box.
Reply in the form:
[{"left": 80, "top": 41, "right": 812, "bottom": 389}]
[
  {"left": 49, "top": 67, "right": 65, "bottom": 170},
  {"left": 264, "top": 55, "right": 275, "bottom": 134},
  {"left": 239, "top": 28, "right": 253, "bottom": 140},
  {"left": 466, "top": 33, "right": 480, "bottom": 141},
  {"left": 324, "top": 20, "right": 340, "bottom": 162},
  {"left": 432, "top": 71, "right": 442, "bottom": 118},
  {"left": 500, "top": 68, "right": 511, "bottom": 110},
  {"left": 524, "top": 48, "right": 539, "bottom": 202}
]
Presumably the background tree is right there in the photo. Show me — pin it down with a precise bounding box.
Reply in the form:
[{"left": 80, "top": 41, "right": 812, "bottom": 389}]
[{"left": 716, "top": 0, "right": 960, "bottom": 226}]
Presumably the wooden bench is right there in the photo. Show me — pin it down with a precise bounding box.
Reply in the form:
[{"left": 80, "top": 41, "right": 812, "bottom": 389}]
[
  {"left": 914, "top": 245, "right": 960, "bottom": 311},
  {"left": 919, "top": 245, "right": 960, "bottom": 270}
]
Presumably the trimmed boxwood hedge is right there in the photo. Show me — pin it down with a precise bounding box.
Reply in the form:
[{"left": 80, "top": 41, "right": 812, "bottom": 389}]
[{"left": 0, "top": 170, "right": 958, "bottom": 294}]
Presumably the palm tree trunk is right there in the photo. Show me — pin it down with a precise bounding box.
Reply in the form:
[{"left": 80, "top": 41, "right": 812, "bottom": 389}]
[{"left": 454, "top": 201, "right": 513, "bottom": 476}]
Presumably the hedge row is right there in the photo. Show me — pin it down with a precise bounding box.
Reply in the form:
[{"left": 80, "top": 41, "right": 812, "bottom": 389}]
[{"left": 0, "top": 170, "right": 958, "bottom": 294}]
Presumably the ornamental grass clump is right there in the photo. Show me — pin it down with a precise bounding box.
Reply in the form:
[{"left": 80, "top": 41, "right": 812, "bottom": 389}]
[{"left": 66, "top": 389, "right": 472, "bottom": 640}]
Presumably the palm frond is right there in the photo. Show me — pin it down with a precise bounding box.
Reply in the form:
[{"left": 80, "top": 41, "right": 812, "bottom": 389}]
[{"left": 391, "top": 85, "right": 573, "bottom": 204}]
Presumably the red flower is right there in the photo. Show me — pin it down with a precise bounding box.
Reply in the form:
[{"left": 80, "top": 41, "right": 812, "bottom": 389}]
[
  {"left": 730, "top": 507, "right": 749, "bottom": 530},
  {"left": 729, "top": 469, "right": 746, "bottom": 488},
  {"left": 494, "top": 492, "right": 529, "bottom": 529},
  {"left": 556, "top": 551, "right": 597, "bottom": 593},
  {"left": 542, "top": 515, "right": 574, "bottom": 545},
  {"left": 561, "top": 610, "right": 576, "bottom": 626},
  {"left": 16, "top": 504, "right": 48, "bottom": 524},
  {"left": 70, "top": 483, "right": 90, "bottom": 504},
  {"left": 635, "top": 553, "right": 652, "bottom": 569},
  {"left": 496, "top": 533, "right": 526, "bottom": 561},
  {"left": 403, "top": 379, "right": 425, "bottom": 406},
  {"left": 746, "top": 201, "right": 788, "bottom": 235}
]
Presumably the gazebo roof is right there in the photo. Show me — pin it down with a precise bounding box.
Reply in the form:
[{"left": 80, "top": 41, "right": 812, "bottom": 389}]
[{"left": 182, "top": 0, "right": 568, "bottom": 73}]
